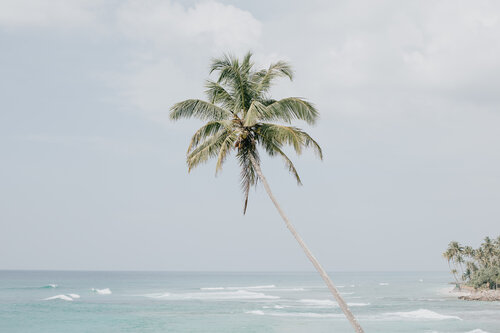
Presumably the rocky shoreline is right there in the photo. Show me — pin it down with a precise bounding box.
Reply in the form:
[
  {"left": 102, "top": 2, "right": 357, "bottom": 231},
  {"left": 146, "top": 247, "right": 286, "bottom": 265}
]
[{"left": 455, "top": 285, "right": 500, "bottom": 301}]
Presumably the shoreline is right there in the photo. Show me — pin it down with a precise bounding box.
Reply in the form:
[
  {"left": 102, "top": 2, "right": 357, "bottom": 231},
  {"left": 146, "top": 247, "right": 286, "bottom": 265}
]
[{"left": 451, "top": 284, "right": 500, "bottom": 301}]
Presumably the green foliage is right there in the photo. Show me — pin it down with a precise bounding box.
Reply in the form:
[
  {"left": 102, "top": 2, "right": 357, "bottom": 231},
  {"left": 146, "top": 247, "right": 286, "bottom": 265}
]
[
  {"left": 469, "top": 266, "right": 500, "bottom": 289},
  {"left": 170, "top": 52, "right": 321, "bottom": 213},
  {"left": 443, "top": 236, "right": 500, "bottom": 289}
]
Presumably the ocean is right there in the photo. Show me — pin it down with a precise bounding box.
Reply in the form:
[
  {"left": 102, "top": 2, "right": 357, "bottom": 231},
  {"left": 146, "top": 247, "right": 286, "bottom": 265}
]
[{"left": 0, "top": 271, "right": 498, "bottom": 332}]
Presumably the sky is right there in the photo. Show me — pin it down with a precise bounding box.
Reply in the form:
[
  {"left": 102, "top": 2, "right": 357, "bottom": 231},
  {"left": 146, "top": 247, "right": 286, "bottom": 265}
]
[{"left": 1, "top": 0, "right": 499, "bottom": 271}]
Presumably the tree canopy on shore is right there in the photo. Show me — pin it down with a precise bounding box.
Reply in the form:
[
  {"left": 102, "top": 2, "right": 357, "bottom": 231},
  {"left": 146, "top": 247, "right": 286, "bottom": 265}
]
[{"left": 443, "top": 236, "right": 500, "bottom": 289}]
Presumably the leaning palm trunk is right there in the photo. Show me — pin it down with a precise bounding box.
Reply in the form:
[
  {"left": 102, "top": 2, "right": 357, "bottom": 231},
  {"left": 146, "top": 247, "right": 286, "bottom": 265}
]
[{"left": 250, "top": 156, "right": 364, "bottom": 333}]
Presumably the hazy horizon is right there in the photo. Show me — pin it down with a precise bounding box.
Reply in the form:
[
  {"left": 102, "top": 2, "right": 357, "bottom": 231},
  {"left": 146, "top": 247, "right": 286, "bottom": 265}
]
[
  {"left": 1, "top": 0, "right": 499, "bottom": 272},
  {"left": 0, "top": 269, "right": 450, "bottom": 272}
]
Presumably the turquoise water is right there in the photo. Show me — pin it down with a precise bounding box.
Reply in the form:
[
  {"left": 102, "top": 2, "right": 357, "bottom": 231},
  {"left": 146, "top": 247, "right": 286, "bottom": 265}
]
[{"left": 0, "top": 271, "right": 498, "bottom": 332}]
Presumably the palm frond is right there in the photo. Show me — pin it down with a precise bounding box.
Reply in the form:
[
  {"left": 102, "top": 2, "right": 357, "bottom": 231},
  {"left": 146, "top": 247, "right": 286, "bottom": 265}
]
[
  {"left": 205, "top": 80, "right": 235, "bottom": 110},
  {"left": 243, "top": 101, "right": 267, "bottom": 127},
  {"left": 187, "top": 130, "right": 230, "bottom": 171},
  {"left": 259, "top": 98, "right": 277, "bottom": 106},
  {"left": 257, "top": 123, "right": 305, "bottom": 154},
  {"left": 170, "top": 99, "right": 232, "bottom": 121},
  {"left": 188, "top": 120, "right": 230, "bottom": 153},
  {"left": 237, "top": 144, "right": 259, "bottom": 214},
  {"left": 254, "top": 61, "right": 294, "bottom": 94},
  {"left": 301, "top": 132, "right": 323, "bottom": 159},
  {"left": 262, "top": 98, "right": 319, "bottom": 125},
  {"left": 209, "top": 53, "right": 234, "bottom": 74},
  {"left": 241, "top": 51, "right": 254, "bottom": 75},
  {"left": 215, "top": 132, "right": 238, "bottom": 173},
  {"left": 257, "top": 123, "right": 322, "bottom": 159},
  {"left": 209, "top": 53, "right": 256, "bottom": 113},
  {"left": 258, "top": 137, "right": 302, "bottom": 185}
]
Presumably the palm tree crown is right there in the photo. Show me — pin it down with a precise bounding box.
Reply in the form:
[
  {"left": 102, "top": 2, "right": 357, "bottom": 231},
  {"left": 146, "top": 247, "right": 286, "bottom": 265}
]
[{"left": 170, "top": 52, "right": 322, "bottom": 213}]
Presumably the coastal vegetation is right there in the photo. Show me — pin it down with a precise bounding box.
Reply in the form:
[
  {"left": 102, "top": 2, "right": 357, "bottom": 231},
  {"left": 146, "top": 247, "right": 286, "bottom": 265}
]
[
  {"left": 443, "top": 236, "right": 500, "bottom": 290},
  {"left": 170, "top": 52, "right": 364, "bottom": 332}
]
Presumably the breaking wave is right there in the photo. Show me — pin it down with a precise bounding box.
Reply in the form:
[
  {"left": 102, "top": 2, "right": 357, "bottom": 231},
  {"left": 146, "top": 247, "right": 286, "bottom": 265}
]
[
  {"left": 245, "top": 310, "right": 343, "bottom": 318},
  {"left": 201, "top": 285, "right": 276, "bottom": 290},
  {"left": 275, "top": 287, "right": 306, "bottom": 291},
  {"left": 92, "top": 288, "right": 112, "bottom": 295},
  {"left": 298, "top": 299, "right": 370, "bottom": 308},
  {"left": 200, "top": 287, "right": 225, "bottom": 291},
  {"left": 382, "top": 309, "right": 461, "bottom": 321},
  {"left": 262, "top": 305, "right": 289, "bottom": 309},
  {"left": 43, "top": 294, "right": 73, "bottom": 301},
  {"left": 147, "top": 290, "right": 279, "bottom": 300},
  {"left": 41, "top": 284, "right": 58, "bottom": 289}
]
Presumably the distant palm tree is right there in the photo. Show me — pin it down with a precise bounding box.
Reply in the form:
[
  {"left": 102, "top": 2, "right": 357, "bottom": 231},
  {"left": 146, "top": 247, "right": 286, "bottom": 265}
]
[
  {"left": 443, "top": 241, "right": 464, "bottom": 284},
  {"left": 444, "top": 236, "right": 500, "bottom": 289},
  {"left": 481, "top": 237, "right": 495, "bottom": 267},
  {"left": 170, "top": 52, "right": 364, "bottom": 333},
  {"left": 443, "top": 248, "right": 459, "bottom": 284}
]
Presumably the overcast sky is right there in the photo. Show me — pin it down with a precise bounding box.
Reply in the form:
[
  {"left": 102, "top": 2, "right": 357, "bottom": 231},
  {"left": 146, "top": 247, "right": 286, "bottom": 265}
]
[{"left": 1, "top": 0, "right": 499, "bottom": 271}]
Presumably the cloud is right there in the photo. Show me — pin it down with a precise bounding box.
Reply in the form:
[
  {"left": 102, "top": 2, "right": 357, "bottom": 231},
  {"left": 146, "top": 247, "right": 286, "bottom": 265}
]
[
  {"left": 116, "top": 0, "right": 261, "bottom": 51},
  {"left": 108, "top": 0, "right": 263, "bottom": 123},
  {"left": 0, "top": 0, "right": 263, "bottom": 123},
  {"left": 0, "top": 0, "right": 103, "bottom": 28},
  {"left": 4, "top": 0, "right": 499, "bottom": 123},
  {"left": 230, "top": 0, "right": 500, "bottom": 126},
  {"left": 0, "top": 0, "right": 262, "bottom": 52}
]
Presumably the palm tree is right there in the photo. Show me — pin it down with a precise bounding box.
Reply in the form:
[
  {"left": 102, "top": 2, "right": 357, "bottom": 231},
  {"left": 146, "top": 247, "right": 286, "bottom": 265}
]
[
  {"left": 481, "top": 237, "right": 495, "bottom": 267},
  {"left": 443, "top": 247, "right": 459, "bottom": 284},
  {"left": 475, "top": 247, "right": 488, "bottom": 268},
  {"left": 443, "top": 242, "right": 465, "bottom": 283},
  {"left": 170, "top": 52, "right": 364, "bottom": 333}
]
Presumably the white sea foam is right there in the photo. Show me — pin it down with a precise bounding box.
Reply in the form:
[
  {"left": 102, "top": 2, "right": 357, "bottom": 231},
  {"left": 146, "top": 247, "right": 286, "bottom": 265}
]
[
  {"left": 298, "top": 299, "right": 369, "bottom": 308},
  {"left": 417, "top": 298, "right": 446, "bottom": 302},
  {"left": 200, "top": 285, "right": 276, "bottom": 291},
  {"left": 245, "top": 310, "right": 342, "bottom": 318},
  {"left": 348, "top": 302, "right": 370, "bottom": 307},
  {"left": 246, "top": 310, "right": 265, "bottom": 315},
  {"left": 382, "top": 309, "right": 461, "bottom": 321},
  {"left": 42, "top": 284, "right": 58, "bottom": 289},
  {"left": 340, "top": 292, "right": 354, "bottom": 295},
  {"left": 68, "top": 294, "right": 80, "bottom": 299},
  {"left": 299, "top": 299, "right": 337, "bottom": 306},
  {"left": 92, "top": 288, "right": 112, "bottom": 295},
  {"left": 350, "top": 284, "right": 356, "bottom": 287},
  {"left": 263, "top": 305, "right": 289, "bottom": 309},
  {"left": 379, "top": 282, "right": 389, "bottom": 286},
  {"left": 200, "top": 287, "right": 225, "bottom": 290},
  {"left": 275, "top": 287, "right": 306, "bottom": 292},
  {"left": 44, "top": 294, "right": 73, "bottom": 301},
  {"left": 147, "top": 290, "right": 279, "bottom": 300},
  {"left": 242, "top": 285, "right": 276, "bottom": 289},
  {"left": 200, "top": 285, "right": 305, "bottom": 293}
]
